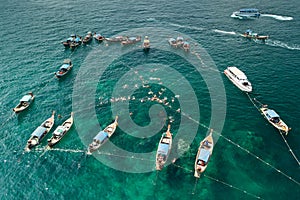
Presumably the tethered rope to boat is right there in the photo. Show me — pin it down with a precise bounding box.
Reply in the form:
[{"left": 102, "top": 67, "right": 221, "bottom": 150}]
[
  {"left": 171, "top": 162, "right": 263, "bottom": 199},
  {"left": 246, "top": 92, "right": 300, "bottom": 167}
]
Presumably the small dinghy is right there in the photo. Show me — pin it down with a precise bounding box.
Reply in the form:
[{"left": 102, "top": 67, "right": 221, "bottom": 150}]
[
  {"left": 25, "top": 111, "right": 55, "bottom": 151},
  {"left": 121, "top": 36, "right": 141, "bottom": 45},
  {"left": 93, "top": 32, "right": 105, "bottom": 42},
  {"left": 82, "top": 31, "right": 93, "bottom": 44},
  {"left": 55, "top": 59, "right": 73, "bottom": 78},
  {"left": 194, "top": 129, "right": 214, "bottom": 178},
  {"left": 260, "top": 106, "right": 290, "bottom": 135},
  {"left": 182, "top": 41, "right": 190, "bottom": 51},
  {"left": 47, "top": 112, "right": 74, "bottom": 148},
  {"left": 155, "top": 124, "right": 172, "bottom": 170},
  {"left": 87, "top": 116, "right": 118, "bottom": 154},
  {"left": 13, "top": 92, "right": 35, "bottom": 113},
  {"left": 143, "top": 36, "right": 150, "bottom": 50},
  {"left": 168, "top": 38, "right": 177, "bottom": 47},
  {"left": 242, "top": 29, "right": 269, "bottom": 40},
  {"left": 62, "top": 34, "right": 82, "bottom": 48}
]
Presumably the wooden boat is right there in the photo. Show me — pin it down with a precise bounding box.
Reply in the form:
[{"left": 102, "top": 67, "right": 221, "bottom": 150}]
[
  {"left": 194, "top": 129, "right": 214, "bottom": 178},
  {"left": 155, "top": 124, "right": 172, "bottom": 170},
  {"left": 182, "top": 41, "right": 190, "bottom": 51},
  {"left": 93, "top": 32, "right": 105, "bottom": 42},
  {"left": 224, "top": 66, "right": 252, "bottom": 92},
  {"left": 121, "top": 36, "right": 141, "bottom": 45},
  {"left": 168, "top": 38, "right": 177, "bottom": 47},
  {"left": 87, "top": 116, "right": 118, "bottom": 154},
  {"left": 62, "top": 34, "right": 82, "bottom": 48},
  {"left": 143, "top": 36, "right": 150, "bottom": 50},
  {"left": 13, "top": 92, "right": 35, "bottom": 113},
  {"left": 25, "top": 111, "right": 55, "bottom": 151},
  {"left": 176, "top": 36, "right": 184, "bottom": 46},
  {"left": 55, "top": 59, "right": 73, "bottom": 78},
  {"left": 105, "top": 36, "right": 127, "bottom": 42},
  {"left": 260, "top": 106, "right": 290, "bottom": 135},
  {"left": 47, "top": 112, "right": 74, "bottom": 148},
  {"left": 82, "top": 31, "right": 93, "bottom": 44},
  {"left": 242, "top": 29, "right": 269, "bottom": 40}
]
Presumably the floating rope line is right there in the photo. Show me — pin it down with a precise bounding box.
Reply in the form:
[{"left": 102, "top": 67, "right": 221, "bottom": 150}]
[
  {"left": 172, "top": 163, "right": 263, "bottom": 199},
  {"left": 246, "top": 92, "right": 300, "bottom": 167},
  {"left": 95, "top": 151, "right": 154, "bottom": 162}
]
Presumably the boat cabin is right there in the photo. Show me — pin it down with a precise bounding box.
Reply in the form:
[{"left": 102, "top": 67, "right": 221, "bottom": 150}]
[
  {"left": 265, "top": 109, "right": 280, "bottom": 123},
  {"left": 31, "top": 127, "right": 47, "bottom": 140},
  {"left": 228, "top": 67, "right": 248, "bottom": 81},
  {"left": 93, "top": 131, "right": 109, "bottom": 144},
  {"left": 157, "top": 143, "right": 169, "bottom": 162},
  {"left": 239, "top": 8, "right": 259, "bottom": 14}
]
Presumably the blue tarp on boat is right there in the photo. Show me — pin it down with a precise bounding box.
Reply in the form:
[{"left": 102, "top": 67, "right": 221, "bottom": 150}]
[
  {"left": 266, "top": 109, "right": 280, "bottom": 118},
  {"left": 20, "top": 95, "right": 32, "bottom": 102},
  {"left": 60, "top": 64, "right": 70, "bottom": 70},
  {"left": 94, "top": 131, "right": 108, "bottom": 143},
  {"left": 157, "top": 143, "right": 169, "bottom": 155},
  {"left": 198, "top": 149, "right": 210, "bottom": 162},
  {"left": 31, "top": 126, "right": 47, "bottom": 139}
]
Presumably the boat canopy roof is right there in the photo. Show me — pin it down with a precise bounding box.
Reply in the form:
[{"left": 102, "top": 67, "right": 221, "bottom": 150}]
[
  {"left": 54, "top": 126, "right": 65, "bottom": 136},
  {"left": 20, "top": 95, "right": 32, "bottom": 102},
  {"left": 70, "top": 34, "right": 76, "bottom": 37},
  {"left": 157, "top": 143, "right": 169, "bottom": 155},
  {"left": 94, "top": 131, "right": 108, "bottom": 142},
  {"left": 198, "top": 149, "right": 211, "bottom": 162},
  {"left": 60, "top": 64, "right": 70, "bottom": 70},
  {"left": 266, "top": 109, "right": 280, "bottom": 118},
  {"left": 31, "top": 126, "right": 47, "bottom": 138},
  {"left": 240, "top": 8, "right": 259, "bottom": 12},
  {"left": 129, "top": 37, "right": 137, "bottom": 40},
  {"left": 228, "top": 66, "right": 247, "bottom": 79}
]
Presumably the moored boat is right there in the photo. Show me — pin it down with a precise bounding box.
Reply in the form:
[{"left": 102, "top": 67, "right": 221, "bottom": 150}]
[
  {"left": 62, "top": 34, "right": 82, "bottom": 48},
  {"left": 168, "top": 38, "right": 177, "bottom": 47},
  {"left": 260, "top": 106, "right": 290, "bottom": 135},
  {"left": 93, "top": 32, "right": 105, "bottom": 42},
  {"left": 143, "top": 36, "right": 150, "bottom": 50},
  {"left": 194, "top": 129, "right": 214, "bottom": 178},
  {"left": 105, "top": 36, "right": 127, "bottom": 42},
  {"left": 55, "top": 59, "right": 73, "bottom": 78},
  {"left": 224, "top": 66, "right": 252, "bottom": 92},
  {"left": 176, "top": 36, "right": 184, "bottom": 46},
  {"left": 242, "top": 29, "right": 269, "bottom": 40},
  {"left": 231, "top": 8, "right": 260, "bottom": 19},
  {"left": 13, "top": 92, "right": 35, "bottom": 113},
  {"left": 121, "top": 36, "right": 141, "bottom": 45},
  {"left": 155, "top": 124, "right": 172, "bottom": 170},
  {"left": 82, "top": 31, "right": 93, "bottom": 44},
  {"left": 87, "top": 116, "right": 118, "bottom": 154},
  {"left": 25, "top": 111, "right": 55, "bottom": 151},
  {"left": 182, "top": 41, "right": 190, "bottom": 51},
  {"left": 47, "top": 112, "right": 74, "bottom": 148}
]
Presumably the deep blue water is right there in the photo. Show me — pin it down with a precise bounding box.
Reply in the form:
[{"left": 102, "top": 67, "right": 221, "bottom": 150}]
[{"left": 0, "top": 0, "right": 300, "bottom": 199}]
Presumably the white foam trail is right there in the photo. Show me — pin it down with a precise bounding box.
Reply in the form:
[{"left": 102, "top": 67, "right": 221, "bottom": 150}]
[
  {"left": 213, "top": 29, "right": 236, "bottom": 35},
  {"left": 261, "top": 14, "right": 293, "bottom": 21},
  {"left": 265, "top": 39, "right": 300, "bottom": 50}
]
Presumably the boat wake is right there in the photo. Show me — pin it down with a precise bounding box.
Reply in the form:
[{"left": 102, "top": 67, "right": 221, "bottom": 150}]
[
  {"left": 213, "top": 29, "right": 236, "bottom": 35},
  {"left": 261, "top": 14, "right": 293, "bottom": 21},
  {"left": 264, "top": 39, "right": 300, "bottom": 51}
]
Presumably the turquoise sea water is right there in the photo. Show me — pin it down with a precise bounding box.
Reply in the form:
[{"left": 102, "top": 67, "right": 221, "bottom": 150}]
[{"left": 1, "top": 0, "right": 300, "bottom": 199}]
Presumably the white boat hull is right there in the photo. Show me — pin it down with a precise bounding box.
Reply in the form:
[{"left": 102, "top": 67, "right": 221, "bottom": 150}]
[{"left": 224, "top": 68, "right": 252, "bottom": 92}]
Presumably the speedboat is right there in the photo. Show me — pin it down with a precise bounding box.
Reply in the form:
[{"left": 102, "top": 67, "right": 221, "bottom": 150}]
[
  {"left": 168, "top": 38, "right": 177, "bottom": 47},
  {"left": 260, "top": 107, "right": 290, "bottom": 135},
  {"left": 93, "top": 32, "right": 105, "bottom": 42},
  {"left": 25, "top": 111, "right": 55, "bottom": 151},
  {"left": 194, "top": 129, "right": 214, "bottom": 178},
  {"left": 224, "top": 66, "right": 252, "bottom": 92},
  {"left": 105, "top": 36, "right": 126, "bottom": 42},
  {"left": 82, "top": 31, "right": 93, "bottom": 44},
  {"left": 242, "top": 29, "right": 269, "bottom": 40},
  {"left": 13, "top": 92, "right": 35, "bottom": 113},
  {"left": 182, "top": 41, "right": 190, "bottom": 51},
  {"left": 62, "top": 34, "right": 82, "bottom": 48},
  {"left": 143, "top": 36, "right": 150, "bottom": 50},
  {"left": 121, "top": 36, "right": 141, "bottom": 45},
  {"left": 55, "top": 59, "right": 73, "bottom": 78},
  {"left": 231, "top": 8, "right": 260, "bottom": 19},
  {"left": 87, "top": 116, "right": 118, "bottom": 154},
  {"left": 155, "top": 125, "right": 172, "bottom": 170},
  {"left": 47, "top": 112, "right": 74, "bottom": 148}
]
